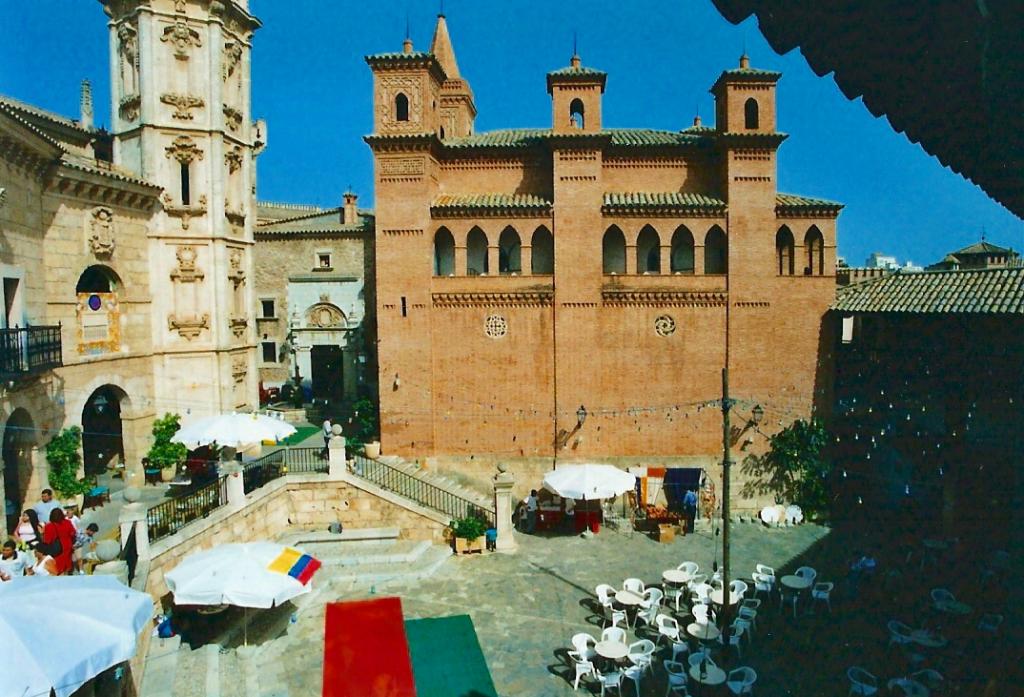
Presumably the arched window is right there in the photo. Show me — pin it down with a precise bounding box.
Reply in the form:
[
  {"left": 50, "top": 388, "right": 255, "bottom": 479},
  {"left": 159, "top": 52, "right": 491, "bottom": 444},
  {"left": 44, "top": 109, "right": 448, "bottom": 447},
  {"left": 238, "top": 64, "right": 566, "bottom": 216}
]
[
  {"left": 776, "top": 226, "right": 795, "bottom": 275},
  {"left": 569, "top": 98, "right": 585, "bottom": 129},
  {"left": 498, "top": 226, "right": 521, "bottom": 274},
  {"left": 805, "top": 226, "right": 824, "bottom": 275},
  {"left": 76, "top": 265, "right": 121, "bottom": 293},
  {"left": 670, "top": 226, "right": 695, "bottom": 273},
  {"left": 439, "top": 126, "right": 446, "bottom": 140},
  {"left": 531, "top": 226, "right": 554, "bottom": 274},
  {"left": 395, "top": 93, "right": 409, "bottom": 122},
  {"left": 602, "top": 226, "right": 626, "bottom": 274},
  {"left": 636, "top": 225, "right": 661, "bottom": 274},
  {"left": 433, "top": 227, "right": 455, "bottom": 276},
  {"left": 704, "top": 226, "right": 727, "bottom": 274},
  {"left": 466, "top": 227, "right": 488, "bottom": 275},
  {"left": 744, "top": 98, "right": 759, "bottom": 129}
]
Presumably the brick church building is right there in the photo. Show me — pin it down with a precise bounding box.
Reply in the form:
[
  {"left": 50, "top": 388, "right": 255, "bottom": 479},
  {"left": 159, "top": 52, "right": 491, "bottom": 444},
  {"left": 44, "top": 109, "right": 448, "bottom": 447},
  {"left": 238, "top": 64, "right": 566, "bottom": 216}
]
[{"left": 366, "top": 15, "right": 841, "bottom": 474}]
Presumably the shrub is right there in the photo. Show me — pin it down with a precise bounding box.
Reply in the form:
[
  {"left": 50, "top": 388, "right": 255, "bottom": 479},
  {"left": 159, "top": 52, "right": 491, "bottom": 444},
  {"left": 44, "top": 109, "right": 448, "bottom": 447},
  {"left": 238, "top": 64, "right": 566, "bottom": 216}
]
[
  {"left": 46, "top": 427, "right": 91, "bottom": 499},
  {"left": 147, "top": 413, "right": 188, "bottom": 468},
  {"left": 450, "top": 514, "right": 488, "bottom": 540}
]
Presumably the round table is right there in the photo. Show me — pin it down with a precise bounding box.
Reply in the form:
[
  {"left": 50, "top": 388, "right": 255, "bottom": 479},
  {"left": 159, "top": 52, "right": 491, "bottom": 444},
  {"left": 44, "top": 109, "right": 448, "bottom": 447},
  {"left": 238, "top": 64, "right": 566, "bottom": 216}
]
[
  {"left": 709, "top": 588, "right": 742, "bottom": 606},
  {"left": 615, "top": 589, "right": 644, "bottom": 607},
  {"left": 595, "top": 640, "right": 629, "bottom": 660},
  {"left": 923, "top": 538, "right": 948, "bottom": 551},
  {"left": 934, "top": 599, "right": 972, "bottom": 616},
  {"left": 780, "top": 575, "right": 812, "bottom": 591},
  {"left": 663, "top": 569, "right": 693, "bottom": 585},
  {"left": 887, "top": 677, "right": 930, "bottom": 697},
  {"left": 687, "top": 622, "right": 720, "bottom": 642},
  {"left": 689, "top": 663, "right": 727, "bottom": 687},
  {"left": 909, "top": 629, "right": 947, "bottom": 648}
]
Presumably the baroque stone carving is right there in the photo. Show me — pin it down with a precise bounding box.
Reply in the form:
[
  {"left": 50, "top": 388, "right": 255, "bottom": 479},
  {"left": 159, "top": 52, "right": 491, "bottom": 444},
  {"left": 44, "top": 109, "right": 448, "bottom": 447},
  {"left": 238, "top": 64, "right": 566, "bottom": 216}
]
[
  {"left": 227, "top": 247, "right": 245, "bottom": 283},
  {"left": 118, "top": 94, "right": 141, "bottom": 122},
  {"left": 380, "top": 157, "right": 425, "bottom": 176},
  {"left": 485, "top": 315, "right": 508, "bottom": 339},
  {"left": 88, "top": 207, "right": 116, "bottom": 257},
  {"left": 171, "top": 245, "right": 204, "bottom": 283},
  {"left": 117, "top": 23, "right": 138, "bottom": 95},
  {"left": 162, "top": 193, "right": 207, "bottom": 230},
  {"left": 165, "top": 135, "right": 204, "bottom": 164},
  {"left": 306, "top": 303, "right": 346, "bottom": 329},
  {"left": 231, "top": 354, "right": 247, "bottom": 383},
  {"left": 223, "top": 105, "right": 242, "bottom": 132},
  {"left": 160, "top": 93, "right": 205, "bottom": 120},
  {"left": 161, "top": 20, "right": 202, "bottom": 60},
  {"left": 654, "top": 314, "right": 677, "bottom": 337},
  {"left": 0, "top": 187, "right": 6, "bottom": 211},
  {"left": 229, "top": 315, "right": 248, "bottom": 338},
  {"left": 168, "top": 314, "right": 209, "bottom": 340},
  {"left": 377, "top": 76, "right": 423, "bottom": 126},
  {"left": 224, "top": 145, "right": 243, "bottom": 173},
  {"left": 223, "top": 41, "right": 243, "bottom": 81}
]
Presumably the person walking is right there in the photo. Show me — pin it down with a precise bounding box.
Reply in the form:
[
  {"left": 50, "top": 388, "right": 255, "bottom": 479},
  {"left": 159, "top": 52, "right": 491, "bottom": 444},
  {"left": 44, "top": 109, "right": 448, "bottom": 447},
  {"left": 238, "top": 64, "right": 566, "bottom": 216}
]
[
  {"left": 13, "top": 509, "right": 42, "bottom": 550},
  {"left": 321, "top": 419, "right": 332, "bottom": 460},
  {"left": 0, "top": 540, "right": 30, "bottom": 581},
  {"left": 26, "top": 543, "right": 58, "bottom": 576},
  {"left": 32, "top": 489, "right": 60, "bottom": 526},
  {"left": 524, "top": 490, "right": 539, "bottom": 534},
  {"left": 42, "top": 508, "right": 76, "bottom": 575},
  {"left": 683, "top": 488, "right": 698, "bottom": 534}
]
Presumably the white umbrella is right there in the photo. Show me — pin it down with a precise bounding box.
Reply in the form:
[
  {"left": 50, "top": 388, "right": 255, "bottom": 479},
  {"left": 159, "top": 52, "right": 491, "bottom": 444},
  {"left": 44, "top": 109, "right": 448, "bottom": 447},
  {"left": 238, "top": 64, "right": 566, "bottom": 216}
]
[
  {"left": 165, "top": 542, "right": 321, "bottom": 609},
  {"left": 0, "top": 575, "right": 152, "bottom": 697},
  {"left": 542, "top": 464, "right": 637, "bottom": 500},
  {"left": 171, "top": 412, "right": 296, "bottom": 449}
]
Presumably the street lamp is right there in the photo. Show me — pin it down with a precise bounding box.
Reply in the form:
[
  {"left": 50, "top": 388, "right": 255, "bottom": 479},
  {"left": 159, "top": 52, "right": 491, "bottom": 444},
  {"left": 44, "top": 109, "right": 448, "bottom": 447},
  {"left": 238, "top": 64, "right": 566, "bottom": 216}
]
[
  {"left": 576, "top": 404, "right": 588, "bottom": 428},
  {"left": 751, "top": 404, "right": 764, "bottom": 427}
]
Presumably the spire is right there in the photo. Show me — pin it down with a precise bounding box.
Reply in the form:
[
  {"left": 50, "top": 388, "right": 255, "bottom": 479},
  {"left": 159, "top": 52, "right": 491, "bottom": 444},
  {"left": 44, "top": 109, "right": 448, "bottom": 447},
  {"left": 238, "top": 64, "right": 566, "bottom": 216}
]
[
  {"left": 739, "top": 53, "right": 750, "bottom": 69},
  {"left": 80, "top": 79, "right": 94, "bottom": 130},
  {"left": 402, "top": 14, "right": 413, "bottom": 54},
  {"left": 430, "top": 12, "right": 460, "bottom": 78}
]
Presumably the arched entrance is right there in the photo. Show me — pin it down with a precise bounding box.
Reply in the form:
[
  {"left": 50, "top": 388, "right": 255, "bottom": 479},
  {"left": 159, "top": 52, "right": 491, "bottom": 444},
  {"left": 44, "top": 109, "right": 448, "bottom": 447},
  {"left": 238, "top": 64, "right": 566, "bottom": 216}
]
[
  {"left": 82, "top": 385, "right": 128, "bottom": 477},
  {"left": 2, "top": 408, "right": 34, "bottom": 533}
]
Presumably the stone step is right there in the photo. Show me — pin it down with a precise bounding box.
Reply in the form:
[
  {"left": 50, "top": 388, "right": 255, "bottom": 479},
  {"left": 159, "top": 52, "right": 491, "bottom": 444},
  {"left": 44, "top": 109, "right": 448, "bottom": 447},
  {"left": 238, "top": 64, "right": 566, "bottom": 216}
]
[
  {"left": 326, "top": 544, "right": 451, "bottom": 589},
  {"left": 316, "top": 539, "right": 431, "bottom": 567}
]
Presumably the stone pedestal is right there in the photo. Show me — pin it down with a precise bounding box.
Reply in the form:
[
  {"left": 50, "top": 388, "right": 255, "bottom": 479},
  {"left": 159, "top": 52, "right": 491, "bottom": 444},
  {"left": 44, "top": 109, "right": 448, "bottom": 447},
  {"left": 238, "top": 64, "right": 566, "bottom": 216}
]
[
  {"left": 94, "top": 559, "right": 130, "bottom": 585},
  {"left": 328, "top": 426, "right": 346, "bottom": 480},
  {"left": 118, "top": 501, "right": 150, "bottom": 561},
  {"left": 492, "top": 464, "right": 517, "bottom": 553},
  {"left": 222, "top": 462, "right": 246, "bottom": 511}
]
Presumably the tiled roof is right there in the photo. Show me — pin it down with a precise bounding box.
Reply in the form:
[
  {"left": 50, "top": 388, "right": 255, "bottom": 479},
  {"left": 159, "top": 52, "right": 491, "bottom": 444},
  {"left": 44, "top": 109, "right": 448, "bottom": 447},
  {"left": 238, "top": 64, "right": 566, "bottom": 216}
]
[
  {"left": 547, "top": 64, "right": 607, "bottom": 78},
  {"left": 257, "top": 207, "right": 374, "bottom": 235},
  {"left": 365, "top": 51, "right": 435, "bottom": 62},
  {"left": 776, "top": 192, "right": 844, "bottom": 212},
  {"left": 60, "top": 156, "right": 161, "bottom": 190},
  {"left": 432, "top": 193, "right": 552, "bottom": 211},
  {"left": 832, "top": 268, "right": 1024, "bottom": 315},
  {"left": 719, "top": 66, "right": 783, "bottom": 80},
  {"left": 443, "top": 128, "right": 708, "bottom": 149},
  {"left": 0, "top": 101, "right": 64, "bottom": 151},
  {"left": 603, "top": 192, "right": 726, "bottom": 213},
  {"left": 0, "top": 94, "right": 93, "bottom": 134},
  {"left": 952, "top": 240, "right": 1016, "bottom": 256}
]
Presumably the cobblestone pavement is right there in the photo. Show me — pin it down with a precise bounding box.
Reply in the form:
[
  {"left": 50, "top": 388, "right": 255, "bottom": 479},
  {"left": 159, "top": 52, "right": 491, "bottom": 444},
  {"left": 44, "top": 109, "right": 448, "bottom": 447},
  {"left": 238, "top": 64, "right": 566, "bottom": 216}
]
[{"left": 166, "top": 521, "right": 830, "bottom": 696}]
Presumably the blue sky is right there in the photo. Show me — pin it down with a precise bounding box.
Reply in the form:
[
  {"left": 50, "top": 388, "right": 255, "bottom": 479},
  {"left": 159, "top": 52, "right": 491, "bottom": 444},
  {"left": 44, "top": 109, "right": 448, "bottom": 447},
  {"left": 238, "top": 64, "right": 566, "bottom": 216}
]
[{"left": 2, "top": 0, "right": 1021, "bottom": 266}]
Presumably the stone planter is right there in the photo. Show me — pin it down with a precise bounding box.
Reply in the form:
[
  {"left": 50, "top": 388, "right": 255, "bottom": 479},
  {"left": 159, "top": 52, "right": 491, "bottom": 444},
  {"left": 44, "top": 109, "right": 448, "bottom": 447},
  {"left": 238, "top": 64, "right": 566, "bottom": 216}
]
[
  {"left": 161, "top": 466, "right": 177, "bottom": 482},
  {"left": 364, "top": 441, "right": 381, "bottom": 459},
  {"left": 265, "top": 404, "right": 307, "bottom": 424},
  {"left": 454, "top": 536, "right": 484, "bottom": 554}
]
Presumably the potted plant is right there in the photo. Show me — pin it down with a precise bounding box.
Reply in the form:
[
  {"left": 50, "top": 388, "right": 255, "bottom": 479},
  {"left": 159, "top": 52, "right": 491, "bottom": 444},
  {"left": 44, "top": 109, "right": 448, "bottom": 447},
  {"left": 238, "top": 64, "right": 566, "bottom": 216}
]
[
  {"left": 450, "top": 515, "right": 488, "bottom": 554},
  {"left": 147, "top": 414, "right": 188, "bottom": 482},
  {"left": 348, "top": 397, "right": 380, "bottom": 458},
  {"left": 45, "top": 426, "right": 91, "bottom": 507}
]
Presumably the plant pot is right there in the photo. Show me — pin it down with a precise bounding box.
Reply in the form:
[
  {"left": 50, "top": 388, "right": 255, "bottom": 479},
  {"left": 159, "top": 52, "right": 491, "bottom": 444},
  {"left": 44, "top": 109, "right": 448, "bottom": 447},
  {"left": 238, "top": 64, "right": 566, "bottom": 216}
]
[
  {"left": 364, "top": 441, "right": 381, "bottom": 459},
  {"left": 161, "top": 466, "right": 177, "bottom": 482},
  {"left": 453, "top": 536, "right": 485, "bottom": 554}
]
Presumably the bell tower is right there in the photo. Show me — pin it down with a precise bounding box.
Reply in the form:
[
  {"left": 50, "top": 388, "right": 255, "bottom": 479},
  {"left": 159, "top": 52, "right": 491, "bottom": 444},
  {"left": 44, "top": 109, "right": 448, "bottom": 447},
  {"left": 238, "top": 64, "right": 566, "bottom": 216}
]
[
  {"left": 100, "top": 0, "right": 263, "bottom": 416},
  {"left": 547, "top": 53, "right": 606, "bottom": 133}
]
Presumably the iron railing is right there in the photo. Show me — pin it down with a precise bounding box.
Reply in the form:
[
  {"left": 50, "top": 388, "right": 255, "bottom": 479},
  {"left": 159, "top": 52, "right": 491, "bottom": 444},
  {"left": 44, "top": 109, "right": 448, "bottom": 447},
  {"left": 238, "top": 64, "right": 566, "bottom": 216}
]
[
  {"left": 0, "top": 325, "right": 62, "bottom": 379},
  {"left": 281, "top": 446, "right": 328, "bottom": 473},
  {"left": 242, "top": 450, "right": 286, "bottom": 494},
  {"left": 351, "top": 453, "right": 496, "bottom": 527},
  {"left": 147, "top": 476, "right": 228, "bottom": 543}
]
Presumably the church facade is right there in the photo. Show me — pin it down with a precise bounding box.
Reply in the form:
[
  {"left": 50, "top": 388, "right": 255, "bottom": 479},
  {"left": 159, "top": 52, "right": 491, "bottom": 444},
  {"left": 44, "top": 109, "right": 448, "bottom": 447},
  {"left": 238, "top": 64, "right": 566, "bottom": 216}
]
[{"left": 367, "top": 16, "right": 842, "bottom": 472}]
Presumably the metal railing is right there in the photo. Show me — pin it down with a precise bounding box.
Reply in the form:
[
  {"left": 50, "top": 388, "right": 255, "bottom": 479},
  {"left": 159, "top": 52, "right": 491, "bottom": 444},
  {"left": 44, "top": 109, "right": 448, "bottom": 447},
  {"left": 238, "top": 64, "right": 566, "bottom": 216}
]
[
  {"left": 281, "top": 446, "right": 328, "bottom": 473},
  {"left": 0, "top": 325, "right": 62, "bottom": 379},
  {"left": 147, "top": 476, "right": 228, "bottom": 543},
  {"left": 243, "top": 449, "right": 286, "bottom": 494},
  {"left": 351, "top": 453, "right": 495, "bottom": 527}
]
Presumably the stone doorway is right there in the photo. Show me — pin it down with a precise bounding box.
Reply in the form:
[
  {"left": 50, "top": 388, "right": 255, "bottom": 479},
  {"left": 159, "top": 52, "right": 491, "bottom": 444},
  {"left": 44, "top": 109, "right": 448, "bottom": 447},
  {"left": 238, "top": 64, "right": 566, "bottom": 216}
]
[
  {"left": 2, "top": 408, "right": 34, "bottom": 534},
  {"left": 311, "top": 345, "right": 344, "bottom": 403},
  {"left": 82, "top": 385, "right": 127, "bottom": 478}
]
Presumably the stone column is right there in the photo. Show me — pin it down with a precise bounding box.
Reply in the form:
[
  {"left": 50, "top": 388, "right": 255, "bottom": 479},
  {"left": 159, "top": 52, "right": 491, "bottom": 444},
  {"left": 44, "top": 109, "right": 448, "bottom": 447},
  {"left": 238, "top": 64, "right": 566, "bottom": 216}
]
[
  {"left": 454, "top": 245, "right": 467, "bottom": 275},
  {"left": 694, "top": 245, "right": 705, "bottom": 275},
  {"left": 492, "top": 463, "right": 516, "bottom": 553},
  {"left": 625, "top": 245, "right": 637, "bottom": 275},
  {"left": 328, "top": 425, "right": 347, "bottom": 480},
  {"left": 221, "top": 462, "right": 246, "bottom": 511},
  {"left": 660, "top": 245, "right": 672, "bottom": 274},
  {"left": 487, "top": 245, "right": 500, "bottom": 275},
  {"left": 119, "top": 501, "right": 150, "bottom": 561},
  {"left": 520, "top": 245, "right": 532, "bottom": 276}
]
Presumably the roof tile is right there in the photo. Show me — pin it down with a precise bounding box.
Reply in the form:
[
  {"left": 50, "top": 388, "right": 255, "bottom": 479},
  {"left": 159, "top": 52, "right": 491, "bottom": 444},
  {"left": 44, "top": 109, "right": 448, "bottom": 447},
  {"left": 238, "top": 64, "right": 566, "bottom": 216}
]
[
  {"left": 432, "top": 193, "right": 552, "bottom": 210},
  {"left": 832, "top": 268, "right": 1024, "bottom": 315}
]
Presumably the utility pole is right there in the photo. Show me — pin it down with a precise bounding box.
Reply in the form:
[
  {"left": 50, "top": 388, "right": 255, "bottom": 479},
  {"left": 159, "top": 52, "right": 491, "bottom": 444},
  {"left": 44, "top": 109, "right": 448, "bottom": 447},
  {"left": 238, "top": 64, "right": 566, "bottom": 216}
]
[{"left": 720, "top": 367, "right": 733, "bottom": 651}]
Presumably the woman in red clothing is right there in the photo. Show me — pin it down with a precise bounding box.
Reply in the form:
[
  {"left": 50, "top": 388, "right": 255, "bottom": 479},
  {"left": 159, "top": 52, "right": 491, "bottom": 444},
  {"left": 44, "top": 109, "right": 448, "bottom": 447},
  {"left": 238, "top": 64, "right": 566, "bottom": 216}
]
[{"left": 43, "top": 508, "right": 76, "bottom": 575}]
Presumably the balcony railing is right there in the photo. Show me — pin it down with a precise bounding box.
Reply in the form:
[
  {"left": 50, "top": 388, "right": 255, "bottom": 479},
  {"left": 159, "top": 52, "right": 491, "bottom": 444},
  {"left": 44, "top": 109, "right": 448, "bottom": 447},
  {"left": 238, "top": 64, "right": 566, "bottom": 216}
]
[{"left": 0, "top": 325, "right": 62, "bottom": 379}]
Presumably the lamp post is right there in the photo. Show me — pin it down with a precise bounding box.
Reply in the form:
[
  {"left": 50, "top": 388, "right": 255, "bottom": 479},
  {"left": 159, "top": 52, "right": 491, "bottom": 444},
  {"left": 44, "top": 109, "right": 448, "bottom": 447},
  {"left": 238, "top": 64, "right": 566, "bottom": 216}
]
[{"left": 576, "top": 404, "right": 587, "bottom": 428}]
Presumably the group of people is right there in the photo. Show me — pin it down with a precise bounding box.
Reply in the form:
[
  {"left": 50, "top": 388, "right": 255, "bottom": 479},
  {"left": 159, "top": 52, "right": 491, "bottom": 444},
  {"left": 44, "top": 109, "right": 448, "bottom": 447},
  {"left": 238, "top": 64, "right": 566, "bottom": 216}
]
[{"left": 0, "top": 488, "right": 101, "bottom": 582}]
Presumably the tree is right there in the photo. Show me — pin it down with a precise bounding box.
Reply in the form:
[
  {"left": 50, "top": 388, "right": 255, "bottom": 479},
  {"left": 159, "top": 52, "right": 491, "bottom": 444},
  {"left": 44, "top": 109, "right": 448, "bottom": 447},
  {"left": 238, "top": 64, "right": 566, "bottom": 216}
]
[
  {"left": 741, "top": 418, "right": 832, "bottom": 519},
  {"left": 146, "top": 413, "right": 188, "bottom": 468},
  {"left": 46, "top": 427, "right": 91, "bottom": 499}
]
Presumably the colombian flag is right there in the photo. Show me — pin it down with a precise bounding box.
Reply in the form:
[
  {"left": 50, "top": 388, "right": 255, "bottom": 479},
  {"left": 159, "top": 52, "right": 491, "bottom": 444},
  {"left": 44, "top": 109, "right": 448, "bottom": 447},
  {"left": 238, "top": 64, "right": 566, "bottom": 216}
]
[{"left": 267, "top": 546, "right": 322, "bottom": 586}]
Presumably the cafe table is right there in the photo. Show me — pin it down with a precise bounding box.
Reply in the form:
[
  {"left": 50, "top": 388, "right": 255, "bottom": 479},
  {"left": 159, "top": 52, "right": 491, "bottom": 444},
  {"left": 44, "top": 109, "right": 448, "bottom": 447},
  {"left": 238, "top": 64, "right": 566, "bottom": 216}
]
[
  {"left": 687, "top": 622, "right": 720, "bottom": 642},
  {"left": 689, "top": 662, "right": 727, "bottom": 687},
  {"left": 594, "top": 640, "right": 630, "bottom": 672},
  {"left": 709, "top": 588, "right": 742, "bottom": 606},
  {"left": 615, "top": 588, "right": 644, "bottom": 626},
  {"left": 933, "top": 599, "right": 972, "bottom": 616},
  {"left": 887, "top": 677, "right": 930, "bottom": 697}
]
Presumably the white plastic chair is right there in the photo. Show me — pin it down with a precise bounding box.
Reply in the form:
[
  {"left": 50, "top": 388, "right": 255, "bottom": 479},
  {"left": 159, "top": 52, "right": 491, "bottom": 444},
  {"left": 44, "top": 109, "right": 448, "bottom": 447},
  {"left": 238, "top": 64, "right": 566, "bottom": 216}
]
[
  {"left": 636, "top": 588, "right": 663, "bottom": 627},
  {"left": 726, "top": 667, "right": 757, "bottom": 695},
  {"left": 811, "top": 582, "right": 834, "bottom": 614},
  {"left": 795, "top": 566, "right": 817, "bottom": 583},
  {"left": 663, "top": 660, "right": 689, "bottom": 696},
  {"left": 741, "top": 597, "right": 762, "bottom": 612},
  {"left": 678, "top": 561, "right": 699, "bottom": 576},
  {"left": 627, "top": 639, "right": 656, "bottom": 675},
  {"left": 887, "top": 678, "right": 926, "bottom": 697},
  {"left": 737, "top": 605, "right": 757, "bottom": 635},
  {"left": 597, "top": 583, "right": 627, "bottom": 628},
  {"left": 655, "top": 613, "right": 681, "bottom": 646},
  {"left": 730, "top": 579, "right": 749, "bottom": 598},
  {"left": 733, "top": 615, "right": 754, "bottom": 645},
  {"left": 670, "top": 638, "right": 689, "bottom": 663},
  {"left": 755, "top": 563, "right": 776, "bottom": 580},
  {"left": 691, "top": 582, "right": 713, "bottom": 605},
  {"left": 847, "top": 667, "right": 878, "bottom": 696},
  {"left": 686, "top": 573, "right": 707, "bottom": 591},
  {"left": 620, "top": 663, "right": 644, "bottom": 697},
  {"left": 623, "top": 577, "right": 645, "bottom": 593},
  {"left": 751, "top": 572, "right": 773, "bottom": 601},
  {"left": 887, "top": 620, "right": 914, "bottom": 647},
  {"left": 567, "top": 650, "right": 596, "bottom": 691},
  {"left": 688, "top": 651, "right": 717, "bottom": 669},
  {"left": 909, "top": 669, "right": 944, "bottom": 691},
  {"left": 602, "top": 626, "right": 626, "bottom": 644},
  {"left": 571, "top": 632, "right": 597, "bottom": 661},
  {"left": 717, "top": 622, "right": 745, "bottom": 659},
  {"left": 691, "top": 603, "right": 712, "bottom": 625},
  {"left": 978, "top": 613, "right": 1003, "bottom": 634},
  {"left": 930, "top": 588, "right": 955, "bottom": 605},
  {"left": 593, "top": 667, "right": 623, "bottom": 697}
]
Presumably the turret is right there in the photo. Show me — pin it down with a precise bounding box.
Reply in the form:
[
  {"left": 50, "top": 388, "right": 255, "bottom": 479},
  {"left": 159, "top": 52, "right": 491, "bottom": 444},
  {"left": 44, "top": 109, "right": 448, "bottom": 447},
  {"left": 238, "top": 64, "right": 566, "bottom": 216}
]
[
  {"left": 547, "top": 53, "right": 606, "bottom": 134},
  {"left": 430, "top": 14, "right": 475, "bottom": 138}
]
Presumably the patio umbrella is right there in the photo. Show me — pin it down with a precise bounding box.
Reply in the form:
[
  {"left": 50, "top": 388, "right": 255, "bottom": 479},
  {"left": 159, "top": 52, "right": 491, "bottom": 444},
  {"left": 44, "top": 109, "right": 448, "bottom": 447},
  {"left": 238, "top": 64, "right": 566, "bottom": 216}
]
[
  {"left": 171, "top": 412, "right": 296, "bottom": 449},
  {"left": 0, "top": 575, "right": 153, "bottom": 697},
  {"left": 165, "top": 542, "right": 322, "bottom": 645},
  {"left": 542, "top": 464, "right": 637, "bottom": 501}
]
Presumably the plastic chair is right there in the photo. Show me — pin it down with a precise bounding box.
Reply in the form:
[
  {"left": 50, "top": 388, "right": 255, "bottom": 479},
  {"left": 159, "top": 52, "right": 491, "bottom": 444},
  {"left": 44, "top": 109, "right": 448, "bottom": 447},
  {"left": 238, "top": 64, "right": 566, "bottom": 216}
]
[
  {"left": 887, "top": 620, "right": 914, "bottom": 647},
  {"left": 691, "top": 582, "right": 713, "bottom": 606},
  {"left": 567, "top": 650, "right": 596, "bottom": 691},
  {"left": 593, "top": 667, "right": 623, "bottom": 697},
  {"left": 571, "top": 632, "right": 597, "bottom": 660},
  {"left": 670, "top": 638, "right": 689, "bottom": 663},
  {"left": 909, "top": 669, "right": 944, "bottom": 691},
  {"left": 977, "top": 613, "right": 1003, "bottom": 634},
  {"left": 811, "top": 582, "right": 834, "bottom": 614},
  {"left": 620, "top": 663, "right": 644, "bottom": 697},
  {"left": 655, "top": 613, "right": 681, "bottom": 646},
  {"left": 597, "top": 584, "right": 627, "bottom": 628},
  {"left": 691, "top": 603, "right": 712, "bottom": 625},
  {"left": 717, "top": 622, "right": 745, "bottom": 659},
  {"left": 602, "top": 626, "right": 626, "bottom": 644},
  {"left": 751, "top": 572, "right": 773, "bottom": 601},
  {"left": 688, "top": 651, "right": 717, "bottom": 670},
  {"left": 847, "top": 667, "right": 878, "bottom": 696},
  {"left": 733, "top": 615, "right": 754, "bottom": 645},
  {"left": 678, "top": 561, "right": 699, "bottom": 576},
  {"left": 737, "top": 605, "right": 757, "bottom": 635},
  {"left": 726, "top": 667, "right": 757, "bottom": 695},
  {"left": 686, "top": 573, "right": 707, "bottom": 590},
  {"left": 887, "top": 678, "right": 927, "bottom": 697},
  {"left": 636, "top": 588, "right": 663, "bottom": 627},
  {"left": 930, "top": 588, "right": 955, "bottom": 605},
  {"left": 795, "top": 566, "right": 817, "bottom": 583},
  {"left": 755, "top": 563, "right": 775, "bottom": 578},
  {"left": 627, "top": 639, "right": 656, "bottom": 675},
  {"left": 623, "top": 578, "right": 645, "bottom": 594},
  {"left": 741, "top": 597, "right": 762, "bottom": 612},
  {"left": 730, "top": 579, "right": 749, "bottom": 598},
  {"left": 663, "top": 660, "right": 690, "bottom": 696}
]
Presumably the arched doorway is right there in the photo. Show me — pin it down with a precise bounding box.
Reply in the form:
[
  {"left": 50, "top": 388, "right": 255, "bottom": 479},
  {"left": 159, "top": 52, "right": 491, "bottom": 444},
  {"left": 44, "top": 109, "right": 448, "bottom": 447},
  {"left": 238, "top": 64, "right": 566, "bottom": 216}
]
[
  {"left": 82, "top": 386, "right": 128, "bottom": 478},
  {"left": 2, "top": 409, "right": 34, "bottom": 533}
]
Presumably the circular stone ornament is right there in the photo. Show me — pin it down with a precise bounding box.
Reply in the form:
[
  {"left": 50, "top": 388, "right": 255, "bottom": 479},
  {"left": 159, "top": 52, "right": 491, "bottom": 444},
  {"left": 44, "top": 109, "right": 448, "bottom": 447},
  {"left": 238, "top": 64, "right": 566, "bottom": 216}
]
[
  {"left": 654, "top": 314, "right": 676, "bottom": 337},
  {"left": 485, "top": 314, "right": 508, "bottom": 339}
]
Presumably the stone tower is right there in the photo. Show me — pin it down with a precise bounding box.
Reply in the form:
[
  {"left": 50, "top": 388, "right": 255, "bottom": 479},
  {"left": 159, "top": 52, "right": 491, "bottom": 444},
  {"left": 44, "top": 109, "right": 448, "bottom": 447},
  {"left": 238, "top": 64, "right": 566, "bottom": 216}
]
[{"left": 100, "top": 0, "right": 262, "bottom": 416}]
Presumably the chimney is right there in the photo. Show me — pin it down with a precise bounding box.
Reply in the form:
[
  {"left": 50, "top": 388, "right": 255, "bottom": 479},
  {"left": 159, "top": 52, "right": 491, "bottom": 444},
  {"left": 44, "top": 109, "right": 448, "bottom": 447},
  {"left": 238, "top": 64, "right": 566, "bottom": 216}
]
[
  {"left": 342, "top": 191, "right": 359, "bottom": 225},
  {"left": 80, "top": 79, "right": 94, "bottom": 130},
  {"left": 739, "top": 53, "right": 750, "bottom": 70},
  {"left": 693, "top": 114, "right": 702, "bottom": 127}
]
